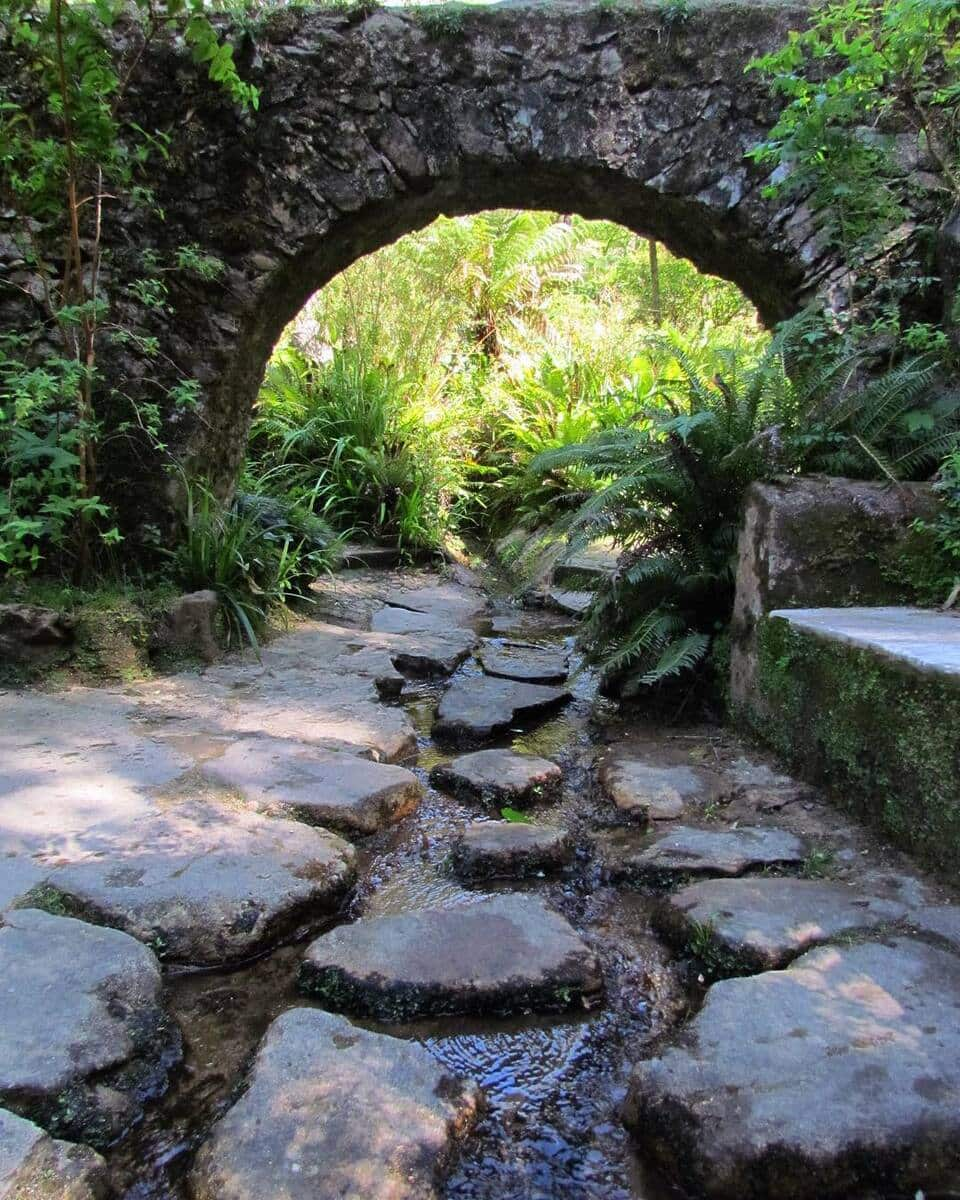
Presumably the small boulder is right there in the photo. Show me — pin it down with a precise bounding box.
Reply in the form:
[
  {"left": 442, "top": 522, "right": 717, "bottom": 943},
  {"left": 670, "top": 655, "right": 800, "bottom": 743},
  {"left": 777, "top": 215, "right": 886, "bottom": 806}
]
[
  {"left": 450, "top": 821, "right": 574, "bottom": 880},
  {"left": 430, "top": 748, "right": 562, "bottom": 806},
  {"left": 155, "top": 590, "right": 219, "bottom": 663},
  {"left": 433, "top": 677, "right": 571, "bottom": 746},
  {"left": 300, "top": 894, "right": 602, "bottom": 1019},
  {"left": 0, "top": 909, "right": 179, "bottom": 1148},
  {"left": 625, "top": 939, "right": 960, "bottom": 1199},
  {"left": 189, "top": 1008, "right": 480, "bottom": 1200},
  {"left": 0, "top": 1108, "right": 108, "bottom": 1200},
  {"left": 655, "top": 876, "right": 907, "bottom": 972},
  {"left": 0, "top": 605, "right": 73, "bottom": 668},
  {"left": 598, "top": 758, "right": 717, "bottom": 822},
  {"left": 202, "top": 737, "right": 422, "bottom": 837}
]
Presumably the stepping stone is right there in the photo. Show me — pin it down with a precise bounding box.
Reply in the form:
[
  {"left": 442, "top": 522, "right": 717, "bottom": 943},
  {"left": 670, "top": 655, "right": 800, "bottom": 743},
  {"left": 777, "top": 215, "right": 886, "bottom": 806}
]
[
  {"left": 433, "top": 677, "right": 571, "bottom": 746},
  {"left": 371, "top": 606, "right": 460, "bottom": 636},
  {"left": 36, "top": 802, "right": 356, "bottom": 965},
  {"left": 300, "top": 894, "right": 602, "bottom": 1019},
  {"left": 722, "top": 756, "right": 814, "bottom": 812},
  {"left": 544, "top": 588, "right": 593, "bottom": 617},
  {"left": 598, "top": 825, "right": 806, "bottom": 883},
  {"left": 202, "top": 738, "right": 422, "bottom": 837},
  {"left": 339, "top": 543, "right": 405, "bottom": 569},
  {"left": 430, "top": 748, "right": 562, "bottom": 806},
  {"left": 385, "top": 627, "right": 479, "bottom": 676},
  {"left": 0, "top": 910, "right": 179, "bottom": 1148},
  {"left": 625, "top": 939, "right": 960, "bottom": 1199},
  {"left": 190, "top": 1008, "right": 480, "bottom": 1200},
  {"left": 598, "top": 757, "right": 717, "bottom": 822},
  {"left": 382, "top": 584, "right": 487, "bottom": 624},
  {"left": 655, "top": 877, "right": 908, "bottom": 972},
  {"left": 478, "top": 640, "right": 570, "bottom": 684},
  {"left": 450, "top": 821, "right": 574, "bottom": 880},
  {"left": 906, "top": 904, "right": 960, "bottom": 954},
  {"left": 0, "top": 1108, "right": 108, "bottom": 1200}
]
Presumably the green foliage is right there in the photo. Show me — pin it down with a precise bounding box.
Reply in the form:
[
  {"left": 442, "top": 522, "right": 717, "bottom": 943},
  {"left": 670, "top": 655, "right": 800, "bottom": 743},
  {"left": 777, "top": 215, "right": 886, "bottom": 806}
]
[
  {"left": 500, "top": 806, "right": 531, "bottom": 823},
  {"left": 416, "top": 2, "right": 467, "bottom": 36},
  {"left": 749, "top": 0, "right": 960, "bottom": 274},
  {"left": 913, "top": 448, "right": 960, "bottom": 603}
]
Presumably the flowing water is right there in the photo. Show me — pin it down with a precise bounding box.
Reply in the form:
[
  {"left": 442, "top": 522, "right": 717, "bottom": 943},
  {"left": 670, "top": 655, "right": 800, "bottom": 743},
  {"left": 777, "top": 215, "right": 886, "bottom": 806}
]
[{"left": 106, "top": 594, "right": 689, "bottom": 1200}]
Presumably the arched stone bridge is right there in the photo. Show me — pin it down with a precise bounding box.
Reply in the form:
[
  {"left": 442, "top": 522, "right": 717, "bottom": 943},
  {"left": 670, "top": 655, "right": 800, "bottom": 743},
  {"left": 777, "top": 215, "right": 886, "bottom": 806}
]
[{"left": 5, "top": 0, "right": 863, "bottom": 514}]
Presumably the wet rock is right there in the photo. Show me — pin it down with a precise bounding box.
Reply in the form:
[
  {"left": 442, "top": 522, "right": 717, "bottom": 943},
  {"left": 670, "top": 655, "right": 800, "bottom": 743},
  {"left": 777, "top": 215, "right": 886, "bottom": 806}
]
[
  {"left": 430, "top": 748, "right": 562, "bottom": 806},
  {"left": 0, "top": 909, "right": 179, "bottom": 1148},
  {"left": 597, "top": 825, "right": 806, "bottom": 883},
  {"left": 906, "top": 904, "right": 960, "bottom": 953},
  {"left": 0, "top": 604, "right": 73, "bottom": 668},
  {"left": 655, "top": 877, "right": 908, "bottom": 972},
  {"left": 450, "top": 821, "right": 574, "bottom": 880},
  {"left": 300, "top": 894, "right": 602, "bottom": 1019},
  {"left": 385, "top": 627, "right": 479, "bottom": 676},
  {"left": 433, "top": 678, "right": 571, "bottom": 746},
  {"left": 202, "top": 737, "right": 422, "bottom": 837},
  {"left": 154, "top": 590, "right": 219, "bottom": 663},
  {"left": 189, "top": 1008, "right": 480, "bottom": 1200},
  {"left": 478, "top": 640, "right": 570, "bottom": 684},
  {"left": 598, "top": 758, "right": 717, "bottom": 822},
  {"left": 0, "top": 1109, "right": 108, "bottom": 1200},
  {"left": 37, "top": 802, "right": 355, "bottom": 965},
  {"left": 625, "top": 939, "right": 960, "bottom": 1199}
]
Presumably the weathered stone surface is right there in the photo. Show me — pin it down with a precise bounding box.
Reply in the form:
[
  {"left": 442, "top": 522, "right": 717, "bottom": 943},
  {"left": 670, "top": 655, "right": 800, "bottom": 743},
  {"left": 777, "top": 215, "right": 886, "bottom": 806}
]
[
  {"left": 598, "top": 758, "right": 717, "bottom": 822},
  {"left": 0, "top": 909, "right": 179, "bottom": 1147},
  {"left": 598, "top": 825, "right": 806, "bottom": 883},
  {"left": 625, "top": 939, "right": 960, "bottom": 1199},
  {"left": 730, "top": 477, "right": 936, "bottom": 709},
  {"left": 478, "top": 640, "right": 570, "bottom": 684},
  {"left": 189, "top": 1008, "right": 480, "bottom": 1200},
  {"left": 381, "top": 584, "right": 486, "bottom": 625},
  {"left": 433, "top": 678, "right": 571, "bottom": 746},
  {"left": 450, "top": 822, "right": 574, "bottom": 881},
  {"left": 154, "top": 590, "right": 219, "bottom": 663},
  {"left": 0, "top": 605, "right": 73, "bottom": 668},
  {"left": 430, "top": 749, "right": 562, "bottom": 806},
  {"left": 721, "top": 756, "right": 813, "bottom": 812},
  {"left": 544, "top": 589, "right": 594, "bottom": 618},
  {"left": 0, "top": 1109, "right": 108, "bottom": 1200},
  {"left": 906, "top": 904, "right": 960, "bottom": 953},
  {"left": 655, "top": 877, "right": 908, "bottom": 971},
  {"left": 37, "top": 803, "right": 356, "bottom": 965},
  {"left": 370, "top": 606, "right": 459, "bottom": 636},
  {"left": 300, "top": 895, "right": 602, "bottom": 1019},
  {"left": 553, "top": 541, "right": 619, "bottom": 586},
  {"left": 202, "top": 737, "right": 422, "bottom": 836},
  {"left": 382, "top": 627, "right": 479, "bottom": 676}
]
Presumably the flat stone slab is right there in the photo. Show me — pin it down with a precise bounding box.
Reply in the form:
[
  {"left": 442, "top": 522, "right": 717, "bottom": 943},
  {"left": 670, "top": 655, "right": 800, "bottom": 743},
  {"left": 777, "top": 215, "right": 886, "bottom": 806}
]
[
  {"left": 598, "top": 758, "right": 717, "bottom": 822},
  {"left": 430, "top": 749, "right": 562, "bottom": 806},
  {"left": 385, "top": 626, "right": 478, "bottom": 676},
  {"left": 770, "top": 605, "right": 960, "bottom": 678},
  {"left": 433, "top": 678, "right": 571, "bottom": 746},
  {"left": 371, "top": 606, "right": 462, "bottom": 636},
  {"left": 477, "top": 640, "right": 570, "bottom": 684},
  {"left": 625, "top": 938, "right": 960, "bottom": 1199},
  {"left": 202, "top": 738, "right": 422, "bottom": 837},
  {"left": 0, "top": 910, "right": 179, "bottom": 1148},
  {"left": 655, "top": 877, "right": 908, "bottom": 971},
  {"left": 36, "top": 802, "right": 356, "bottom": 965},
  {"left": 906, "top": 904, "right": 960, "bottom": 953},
  {"left": 450, "top": 821, "right": 574, "bottom": 880},
  {"left": 598, "top": 826, "right": 806, "bottom": 883},
  {"left": 0, "top": 1109, "right": 108, "bottom": 1200},
  {"left": 382, "top": 583, "right": 487, "bottom": 625},
  {"left": 544, "top": 588, "right": 593, "bottom": 617},
  {"left": 190, "top": 1008, "right": 480, "bottom": 1200},
  {"left": 300, "top": 894, "right": 602, "bottom": 1019}
]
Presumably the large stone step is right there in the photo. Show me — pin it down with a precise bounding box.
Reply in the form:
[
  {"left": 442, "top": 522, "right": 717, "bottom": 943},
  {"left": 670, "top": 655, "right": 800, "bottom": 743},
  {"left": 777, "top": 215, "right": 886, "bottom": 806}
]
[
  {"left": 433, "top": 677, "right": 571, "bottom": 747},
  {"left": 190, "top": 1008, "right": 480, "bottom": 1200},
  {"left": 299, "top": 894, "right": 602, "bottom": 1019}
]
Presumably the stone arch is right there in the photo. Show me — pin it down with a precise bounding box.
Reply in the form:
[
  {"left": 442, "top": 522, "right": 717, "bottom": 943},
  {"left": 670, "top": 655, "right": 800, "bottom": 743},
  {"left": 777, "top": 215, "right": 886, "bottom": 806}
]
[{"left": 4, "top": 1, "right": 854, "bottom": 522}]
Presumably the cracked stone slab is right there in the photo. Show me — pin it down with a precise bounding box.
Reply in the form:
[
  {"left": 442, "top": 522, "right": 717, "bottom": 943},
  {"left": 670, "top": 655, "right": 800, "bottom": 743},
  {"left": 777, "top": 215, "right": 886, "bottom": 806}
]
[
  {"left": 905, "top": 904, "right": 960, "bottom": 954},
  {"left": 381, "top": 583, "right": 487, "bottom": 625},
  {"left": 477, "top": 640, "right": 570, "bottom": 684},
  {"left": 201, "top": 737, "right": 422, "bottom": 837},
  {"left": 450, "top": 821, "right": 574, "bottom": 880},
  {"left": 625, "top": 939, "right": 960, "bottom": 1199},
  {"left": 598, "top": 758, "right": 718, "bottom": 822},
  {"left": 189, "top": 1008, "right": 480, "bottom": 1200},
  {"left": 300, "top": 894, "right": 602, "bottom": 1019},
  {"left": 0, "top": 909, "right": 179, "bottom": 1148},
  {"left": 655, "top": 877, "right": 908, "bottom": 971},
  {"left": 35, "top": 802, "right": 356, "bottom": 965},
  {"left": 0, "top": 1109, "right": 108, "bottom": 1200},
  {"left": 597, "top": 825, "right": 806, "bottom": 883},
  {"left": 430, "top": 749, "right": 562, "bottom": 806},
  {"left": 433, "top": 677, "right": 571, "bottom": 747}
]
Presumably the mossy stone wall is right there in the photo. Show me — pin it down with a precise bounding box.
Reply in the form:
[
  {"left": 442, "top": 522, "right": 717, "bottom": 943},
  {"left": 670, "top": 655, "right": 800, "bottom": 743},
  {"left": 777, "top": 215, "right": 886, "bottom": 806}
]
[{"left": 745, "top": 615, "right": 960, "bottom": 872}]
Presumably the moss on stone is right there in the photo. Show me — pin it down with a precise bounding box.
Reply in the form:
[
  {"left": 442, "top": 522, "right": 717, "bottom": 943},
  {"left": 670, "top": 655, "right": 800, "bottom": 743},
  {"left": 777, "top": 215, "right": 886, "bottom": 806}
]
[{"left": 744, "top": 616, "right": 960, "bottom": 873}]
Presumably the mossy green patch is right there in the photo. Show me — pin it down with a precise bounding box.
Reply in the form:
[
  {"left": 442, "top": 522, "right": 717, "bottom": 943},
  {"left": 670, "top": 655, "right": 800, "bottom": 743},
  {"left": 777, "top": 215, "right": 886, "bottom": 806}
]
[{"left": 743, "top": 615, "right": 960, "bottom": 873}]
